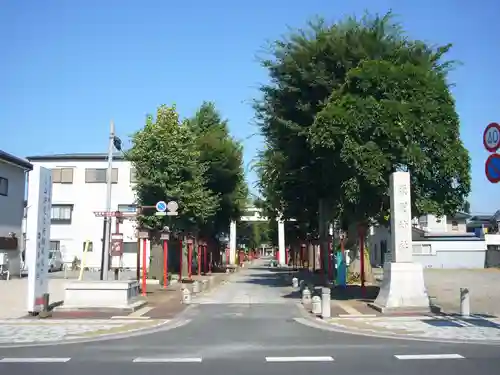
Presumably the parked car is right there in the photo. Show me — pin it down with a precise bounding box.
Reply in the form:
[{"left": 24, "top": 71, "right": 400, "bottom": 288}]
[{"left": 48, "top": 249, "right": 63, "bottom": 272}]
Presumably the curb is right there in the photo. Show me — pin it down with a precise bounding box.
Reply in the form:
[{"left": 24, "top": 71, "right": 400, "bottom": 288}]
[{"left": 293, "top": 302, "right": 500, "bottom": 346}]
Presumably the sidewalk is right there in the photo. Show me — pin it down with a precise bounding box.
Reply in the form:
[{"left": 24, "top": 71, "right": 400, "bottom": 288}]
[
  {"left": 0, "top": 318, "right": 168, "bottom": 346},
  {"left": 314, "top": 314, "right": 500, "bottom": 343}
]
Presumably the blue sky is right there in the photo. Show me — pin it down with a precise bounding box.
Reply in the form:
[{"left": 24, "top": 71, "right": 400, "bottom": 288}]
[{"left": 1, "top": 0, "right": 498, "bottom": 214}]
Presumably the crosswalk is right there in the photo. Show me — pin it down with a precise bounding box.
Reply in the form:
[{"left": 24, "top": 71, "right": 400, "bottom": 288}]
[{"left": 0, "top": 354, "right": 466, "bottom": 363}]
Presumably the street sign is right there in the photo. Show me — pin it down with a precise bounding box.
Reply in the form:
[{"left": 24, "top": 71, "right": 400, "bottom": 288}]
[
  {"left": 155, "top": 200, "right": 167, "bottom": 212},
  {"left": 485, "top": 154, "right": 500, "bottom": 183},
  {"left": 155, "top": 211, "right": 167, "bottom": 217},
  {"left": 483, "top": 122, "right": 500, "bottom": 152},
  {"left": 110, "top": 233, "right": 124, "bottom": 256}
]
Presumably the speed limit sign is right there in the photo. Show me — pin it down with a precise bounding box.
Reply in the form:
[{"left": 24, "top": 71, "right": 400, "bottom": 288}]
[{"left": 483, "top": 122, "right": 500, "bottom": 152}]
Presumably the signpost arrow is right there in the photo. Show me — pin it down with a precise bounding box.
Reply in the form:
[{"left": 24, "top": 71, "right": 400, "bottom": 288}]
[
  {"left": 485, "top": 154, "right": 500, "bottom": 183},
  {"left": 483, "top": 122, "right": 500, "bottom": 152}
]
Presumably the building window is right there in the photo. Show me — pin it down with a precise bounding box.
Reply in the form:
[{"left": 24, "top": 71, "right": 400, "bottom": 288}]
[
  {"left": 51, "top": 204, "right": 73, "bottom": 224},
  {"left": 0, "top": 177, "right": 8, "bottom": 196},
  {"left": 50, "top": 240, "right": 60, "bottom": 251},
  {"left": 130, "top": 168, "right": 137, "bottom": 183},
  {"left": 412, "top": 244, "right": 432, "bottom": 255},
  {"left": 85, "top": 168, "right": 118, "bottom": 183},
  {"left": 83, "top": 241, "right": 93, "bottom": 252},
  {"left": 122, "top": 241, "right": 138, "bottom": 254},
  {"left": 451, "top": 220, "right": 459, "bottom": 231},
  {"left": 52, "top": 168, "right": 74, "bottom": 184}
]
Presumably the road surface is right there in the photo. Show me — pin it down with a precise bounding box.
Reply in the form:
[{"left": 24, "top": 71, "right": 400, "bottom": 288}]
[{"left": 1, "top": 259, "right": 499, "bottom": 374}]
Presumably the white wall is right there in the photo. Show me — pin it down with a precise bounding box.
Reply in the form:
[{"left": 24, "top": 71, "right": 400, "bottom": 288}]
[
  {"left": 0, "top": 160, "right": 27, "bottom": 275},
  {"left": 368, "top": 225, "right": 486, "bottom": 269},
  {"left": 413, "top": 240, "right": 486, "bottom": 269},
  {"left": 26, "top": 159, "right": 146, "bottom": 269}
]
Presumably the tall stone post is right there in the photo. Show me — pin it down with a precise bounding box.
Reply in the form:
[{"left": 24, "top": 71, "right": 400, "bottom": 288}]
[
  {"left": 372, "top": 171, "right": 430, "bottom": 313},
  {"left": 229, "top": 220, "right": 237, "bottom": 265}
]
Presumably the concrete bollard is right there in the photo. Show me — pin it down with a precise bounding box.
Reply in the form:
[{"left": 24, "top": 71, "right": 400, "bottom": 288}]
[
  {"left": 460, "top": 287, "right": 470, "bottom": 317},
  {"left": 292, "top": 277, "right": 299, "bottom": 288},
  {"left": 321, "top": 287, "right": 331, "bottom": 319},
  {"left": 201, "top": 279, "right": 209, "bottom": 291},
  {"left": 192, "top": 280, "right": 201, "bottom": 293},
  {"left": 302, "top": 288, "right": 312, "bottom": 305},
  {"left": 311, "top": 296, "right": 322, "bottom": 314},
  {"left": 182, "top": 288, "right": 192, "bottom": 304}
]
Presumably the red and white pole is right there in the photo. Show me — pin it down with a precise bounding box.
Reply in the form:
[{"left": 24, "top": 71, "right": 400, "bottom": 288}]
[{"left": 163, "top": 239, "right": 168, "bottom": 289}]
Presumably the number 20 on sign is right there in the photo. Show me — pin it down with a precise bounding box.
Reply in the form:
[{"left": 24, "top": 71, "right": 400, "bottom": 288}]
[{"left": 483, "top": 122, "right": 500, "bottom": 152}]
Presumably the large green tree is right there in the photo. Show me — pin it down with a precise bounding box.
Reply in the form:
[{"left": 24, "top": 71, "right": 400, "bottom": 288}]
[
  {"left": 127, "top": 104, "right": 219, "bottom": 232},
  {"left": 187, "top": 102, "right": 248, "bottom": 240},
  {"left": 256, "top": 13, "right": 471, "bottom": 234}
]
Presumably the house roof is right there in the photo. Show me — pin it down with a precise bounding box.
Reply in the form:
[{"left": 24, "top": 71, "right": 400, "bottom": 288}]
[
  {"left": 0, "top": 150, "right": 33, "bottom": 171},
  {"left": 451, "top": 212, "right": 472, "bottom": 220},
  {"left": 26, "top": 153, "right": 125, "bottom": 162}
]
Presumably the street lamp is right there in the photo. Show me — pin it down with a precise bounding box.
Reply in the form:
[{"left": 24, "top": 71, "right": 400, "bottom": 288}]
[{"left": 100, "top": 120, "right": 123, "bottom": 281}]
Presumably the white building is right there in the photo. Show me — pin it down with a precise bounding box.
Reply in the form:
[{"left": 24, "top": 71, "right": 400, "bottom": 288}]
[
  {"left": 26, "top": 153, "right": 142, "bottom": 269},
  {"left": 369, "top": 212, "right": 487, "bottom": 269},
  {"left": 0, "top": 150, "right": 33, "bottom": 276}
]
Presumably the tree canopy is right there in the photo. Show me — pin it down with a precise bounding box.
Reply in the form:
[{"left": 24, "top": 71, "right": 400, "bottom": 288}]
[
  {"left": 255, "top": 12, "right": 471, "bottom": 233},
  {"left": 186, "top": 101, "right": 248, "bottom": 238},
  {"left": 127, "top": 103, "right": 247, "bottom": 241}
]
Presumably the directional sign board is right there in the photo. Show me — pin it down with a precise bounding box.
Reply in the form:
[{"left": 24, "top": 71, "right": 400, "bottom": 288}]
[
  {"left": 483, "top": 122, "right": 500, "bottom": 152},
  {"left": 155, "top": 201, "right": 167, "bottom": 212},
  {"left": 485, "top": 154, "right": 500, "bottom": 183}
]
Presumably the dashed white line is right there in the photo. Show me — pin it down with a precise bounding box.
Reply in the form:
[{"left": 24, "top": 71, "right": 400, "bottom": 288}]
[
  {"left": 0, "top": 358, "right": 71, "bottom": 363},
  {"left": 265, "top": 356, "right": 335, "bottom": 362},
  {"left": 133, "top": 357, "right": 203, "bottom": 363},
  {"left": 395, "top": 354, "right": 465, "bottom": 360}
]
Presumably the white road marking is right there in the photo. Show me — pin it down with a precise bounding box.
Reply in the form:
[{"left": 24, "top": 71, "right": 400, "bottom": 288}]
[
  {"left": 338, "top": 314, "right": 377, "bottom": 318},
  {"left": 395, "top": 354, "right": 465, "bottom": 360},
  {"left": 128, "top": 306, "right": 154, "bottom": 317},
  {"left": 0, "top": 358, "right": 71, "bottom": 363},
  {"left": 133, "top": 357, "right": 203, "bottom": 363},
  {"left": 265, "top": 356, "right": 335, "bottom": 362},
  {"left": 335, "top": 301, "right": 364, "bottom": 315}
]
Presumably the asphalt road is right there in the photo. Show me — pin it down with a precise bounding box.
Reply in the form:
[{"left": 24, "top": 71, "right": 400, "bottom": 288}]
[{"left": 1, "top": 259, "right": 500, "bottom": 374}]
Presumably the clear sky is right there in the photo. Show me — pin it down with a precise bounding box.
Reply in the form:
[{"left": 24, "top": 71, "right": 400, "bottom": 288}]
[{"left": 1, "top": 0, "right": 498, "bottom": 214}]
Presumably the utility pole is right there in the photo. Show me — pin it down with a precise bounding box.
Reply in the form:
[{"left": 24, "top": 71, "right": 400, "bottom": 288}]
[{"left": 101, "top": 120, "right": 115, "bottom": 280}]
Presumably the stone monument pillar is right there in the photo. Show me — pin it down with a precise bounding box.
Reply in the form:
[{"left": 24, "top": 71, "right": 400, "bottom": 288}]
[{"left": 372, "top": 171, "right": 430, "bottom": 313}]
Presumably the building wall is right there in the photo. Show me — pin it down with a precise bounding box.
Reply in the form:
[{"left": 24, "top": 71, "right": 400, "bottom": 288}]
[
  {"left": 446, "top": 218, "right": 467, "bottom": 233},
  {"left": 0, "top": 160, "right": 27, "bottom": 275},
  {"left": 416, "top": 214, "right": 467, "bottom": 233},
  {"left": 413, "top": 240, "right": 486, "bottom": 269},
  {"left": 368, "top": 225, "right": 486, "bottom": 269},
  {"left": 26, "top": 159, "right": 146, "bottom": 269}
]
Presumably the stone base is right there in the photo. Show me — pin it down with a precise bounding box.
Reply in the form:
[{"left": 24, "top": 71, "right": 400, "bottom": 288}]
[
  {"left": 56, "top": 280, "right": 147, "bottom": 313},
  {"left": 370, "top": 262, "right": 431, "bottom": 314}
]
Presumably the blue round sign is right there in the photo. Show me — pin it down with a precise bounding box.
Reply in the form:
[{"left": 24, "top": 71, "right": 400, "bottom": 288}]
[
  {"left": 155, "top": 200, "right": 167, "bottom": 212},
  {"left": 485, "top": 154, "right": 500, "bottom": 183}
]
